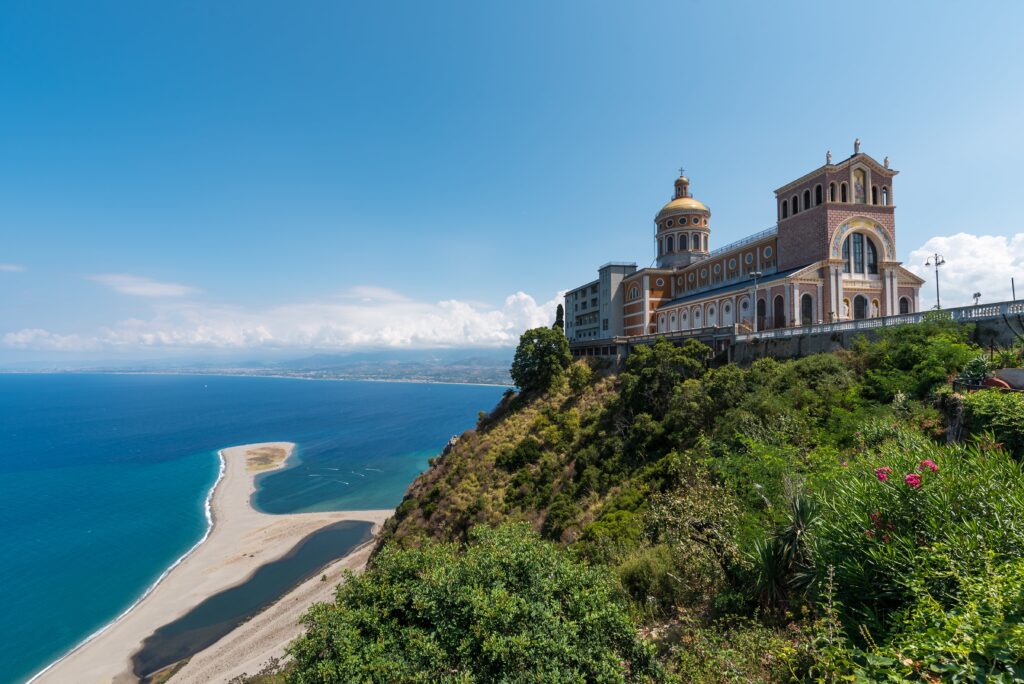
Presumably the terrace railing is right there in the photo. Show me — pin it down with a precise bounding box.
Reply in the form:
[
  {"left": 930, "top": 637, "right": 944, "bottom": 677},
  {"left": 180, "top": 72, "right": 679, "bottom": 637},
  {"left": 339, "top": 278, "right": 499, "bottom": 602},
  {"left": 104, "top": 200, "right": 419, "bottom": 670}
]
[{"left": 732, "top": 299, "right": 1024, "bottom": 343}]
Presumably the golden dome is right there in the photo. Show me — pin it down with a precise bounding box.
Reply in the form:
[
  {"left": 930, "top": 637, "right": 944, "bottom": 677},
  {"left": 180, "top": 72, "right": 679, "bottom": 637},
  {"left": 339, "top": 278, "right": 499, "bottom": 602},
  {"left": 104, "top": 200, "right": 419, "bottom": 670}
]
[{"left": 657, "top": 196, "right": 709, "bottom": 218}]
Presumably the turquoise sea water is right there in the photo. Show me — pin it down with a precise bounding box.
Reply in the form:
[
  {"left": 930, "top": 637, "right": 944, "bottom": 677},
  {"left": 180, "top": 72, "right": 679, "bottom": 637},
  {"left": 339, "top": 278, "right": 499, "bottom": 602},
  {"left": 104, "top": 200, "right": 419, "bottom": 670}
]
[{"left": 0, "top": 373, "right": 504, "bottom": 684}]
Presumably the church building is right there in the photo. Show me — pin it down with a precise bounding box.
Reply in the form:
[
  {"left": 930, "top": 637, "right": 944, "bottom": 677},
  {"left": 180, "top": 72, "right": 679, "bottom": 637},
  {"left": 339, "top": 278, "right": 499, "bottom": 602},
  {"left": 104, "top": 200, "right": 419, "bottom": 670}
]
[{"left": 564, "top": 142, "right": 925, "bottom": 348}]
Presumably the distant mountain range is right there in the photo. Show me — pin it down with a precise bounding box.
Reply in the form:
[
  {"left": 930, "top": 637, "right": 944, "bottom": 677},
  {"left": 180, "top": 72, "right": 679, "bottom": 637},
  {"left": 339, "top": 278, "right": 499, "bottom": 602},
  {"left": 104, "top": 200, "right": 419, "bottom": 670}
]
[{"left": 1, "top": 349, "right": 516, "bottom": 386}]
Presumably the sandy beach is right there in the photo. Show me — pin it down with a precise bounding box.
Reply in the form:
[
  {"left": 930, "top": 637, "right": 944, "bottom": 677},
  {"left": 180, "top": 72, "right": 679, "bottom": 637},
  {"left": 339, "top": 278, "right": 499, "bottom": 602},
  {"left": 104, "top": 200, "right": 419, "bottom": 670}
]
[{"left": 34, "top": 442, "right": 392, "bottom": 684}]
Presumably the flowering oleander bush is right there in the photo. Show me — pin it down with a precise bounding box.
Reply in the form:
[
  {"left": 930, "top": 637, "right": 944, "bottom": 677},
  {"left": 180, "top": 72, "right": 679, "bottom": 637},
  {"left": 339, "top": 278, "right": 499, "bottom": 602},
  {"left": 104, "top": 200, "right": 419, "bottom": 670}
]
[{"left": 813, "top": 440, "right": 1024, "bottom": 639}]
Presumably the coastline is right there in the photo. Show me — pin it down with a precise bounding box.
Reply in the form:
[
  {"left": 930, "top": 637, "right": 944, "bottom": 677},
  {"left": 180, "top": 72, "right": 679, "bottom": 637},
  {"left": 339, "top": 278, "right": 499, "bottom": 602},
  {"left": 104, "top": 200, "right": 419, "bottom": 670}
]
[
  {"left": 33, "top": 442, "right": 392, "bottom": 683},
  {"left": 25, "top": 450, "right": 227, "bottom": 684},
  {"left": 0, "top": 370, "right": 514, "bottom": 388}
]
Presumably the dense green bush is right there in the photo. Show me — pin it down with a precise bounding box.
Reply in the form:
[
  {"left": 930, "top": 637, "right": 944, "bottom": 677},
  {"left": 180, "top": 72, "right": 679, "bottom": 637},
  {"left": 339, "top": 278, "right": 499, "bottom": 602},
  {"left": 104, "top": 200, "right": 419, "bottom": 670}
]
[
  {"left": 963, "top": 389, "right": 1024, "bottom": 458},
  {"left": 813, "top": 441, "right": 1024, "bottom": 637},
  {"left": 854, "top": 313, "right": 978, "bottom": 401},
  {"left": 567, "top": 360, "right": 593, "bottom": 393},
  {"left": 510, "top": 326, "right": 571, "bottom": 392},
  {"left": 289, "top": 524, "right": 660, "bottom": 683}
]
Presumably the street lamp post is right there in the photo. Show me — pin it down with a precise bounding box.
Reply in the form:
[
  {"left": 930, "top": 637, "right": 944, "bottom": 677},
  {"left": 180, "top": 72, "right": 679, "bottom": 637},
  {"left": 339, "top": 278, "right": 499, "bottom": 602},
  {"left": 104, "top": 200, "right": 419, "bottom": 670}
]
[
  {"left": 750, "top": 271, "right": 763, "bottom": 332},
  {"left": 924, "top": 253, "right": 945, "bottom": 309}
]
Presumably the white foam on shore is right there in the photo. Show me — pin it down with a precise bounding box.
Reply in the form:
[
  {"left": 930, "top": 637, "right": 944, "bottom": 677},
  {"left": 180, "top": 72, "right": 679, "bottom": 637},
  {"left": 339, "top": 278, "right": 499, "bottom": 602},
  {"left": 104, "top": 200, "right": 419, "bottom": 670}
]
[{"left": 26, "top": 449, "right": 228, "bottom": 684}]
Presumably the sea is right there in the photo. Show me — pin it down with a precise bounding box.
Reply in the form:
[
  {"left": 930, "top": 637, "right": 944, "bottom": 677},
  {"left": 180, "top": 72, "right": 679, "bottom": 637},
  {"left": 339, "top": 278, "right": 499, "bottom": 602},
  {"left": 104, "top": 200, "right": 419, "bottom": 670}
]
[{"left": 0, "top": 373, "right": 505, "bottom": 684}]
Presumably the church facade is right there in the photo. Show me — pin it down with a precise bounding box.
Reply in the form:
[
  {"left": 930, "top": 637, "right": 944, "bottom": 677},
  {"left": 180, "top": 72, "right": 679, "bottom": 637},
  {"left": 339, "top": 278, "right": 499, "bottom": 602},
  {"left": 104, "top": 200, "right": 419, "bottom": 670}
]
[{"left": 564, "top": 142, "right": 925, "bottom": 349}]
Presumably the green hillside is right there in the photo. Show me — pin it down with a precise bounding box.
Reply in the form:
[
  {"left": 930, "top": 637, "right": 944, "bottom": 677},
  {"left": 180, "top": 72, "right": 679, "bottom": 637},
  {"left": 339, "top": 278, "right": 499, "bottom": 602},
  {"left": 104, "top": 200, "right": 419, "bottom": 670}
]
[{"left": 284, "top": 316, "right": 1024, "bottom": 683}]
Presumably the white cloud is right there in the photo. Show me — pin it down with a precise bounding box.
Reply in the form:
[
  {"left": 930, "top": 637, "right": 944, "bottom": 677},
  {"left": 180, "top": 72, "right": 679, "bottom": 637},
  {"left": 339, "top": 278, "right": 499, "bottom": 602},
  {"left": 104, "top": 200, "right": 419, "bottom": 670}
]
[
  {"left": 907, "top": 232, "right": 1024, "bottom": 308},
  {"left": 2, "top": 287, "right": 560, "bottom": 353},
  {"left": 0, "top": 263, "right": 25, "bottom": 272},
  {"left": 89, "top": 273, "right": 199, "bottom": 297}
]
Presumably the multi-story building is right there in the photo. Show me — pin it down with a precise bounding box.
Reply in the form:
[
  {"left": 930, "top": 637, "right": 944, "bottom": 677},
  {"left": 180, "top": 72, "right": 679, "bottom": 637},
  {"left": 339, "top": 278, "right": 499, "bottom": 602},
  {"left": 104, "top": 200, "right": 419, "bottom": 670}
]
[
  {"left": 565, "top": 142, "right": 924, "bottom": 352},
  {"left": 565, "top": 263, "right": 637, "bottom": 342}
]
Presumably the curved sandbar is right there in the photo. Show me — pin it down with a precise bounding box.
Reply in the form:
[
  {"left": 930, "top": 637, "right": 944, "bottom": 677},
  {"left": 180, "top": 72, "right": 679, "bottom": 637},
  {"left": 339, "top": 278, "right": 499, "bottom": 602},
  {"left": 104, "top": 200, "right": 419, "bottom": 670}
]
[{"left": 36, "top": 442, "right": 392, "bottom": 683}]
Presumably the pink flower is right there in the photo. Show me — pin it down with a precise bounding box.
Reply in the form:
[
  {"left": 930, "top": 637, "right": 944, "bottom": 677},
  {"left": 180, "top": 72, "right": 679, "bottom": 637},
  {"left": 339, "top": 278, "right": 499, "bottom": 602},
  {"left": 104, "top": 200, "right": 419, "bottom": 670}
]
[
  {"left": 904, "top": 473, "right": 922, "bottom": 489},
  {"left": 919, "top": 459, "right": 938, "bottom": 473},
  {"left": 875, "top": 466, "right": 892, "bottom": 482}
]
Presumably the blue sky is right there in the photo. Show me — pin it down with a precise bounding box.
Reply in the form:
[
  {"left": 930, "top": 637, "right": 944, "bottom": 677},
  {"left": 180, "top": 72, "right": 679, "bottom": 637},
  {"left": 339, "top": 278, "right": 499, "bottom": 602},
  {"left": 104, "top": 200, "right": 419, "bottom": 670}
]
[{"left": 2, "top": 2, "right": 1023, "bottom": 363}]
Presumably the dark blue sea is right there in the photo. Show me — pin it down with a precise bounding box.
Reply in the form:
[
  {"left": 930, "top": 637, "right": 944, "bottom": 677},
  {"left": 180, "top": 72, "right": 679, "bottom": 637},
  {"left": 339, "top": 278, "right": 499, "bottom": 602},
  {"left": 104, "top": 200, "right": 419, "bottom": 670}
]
[{"left": 0, "top": 373, "right": 504, "bottom": 683}]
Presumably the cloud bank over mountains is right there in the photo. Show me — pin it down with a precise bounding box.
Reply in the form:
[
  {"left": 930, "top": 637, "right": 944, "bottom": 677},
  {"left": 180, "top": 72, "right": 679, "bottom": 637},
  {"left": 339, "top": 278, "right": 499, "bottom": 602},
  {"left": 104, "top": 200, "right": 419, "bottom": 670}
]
[
  {"left": 3, "top": 232, "right": 1020, "bottom": 359},
  {"left": 2, "top": 286, "right": 560, "bottom": 354}
]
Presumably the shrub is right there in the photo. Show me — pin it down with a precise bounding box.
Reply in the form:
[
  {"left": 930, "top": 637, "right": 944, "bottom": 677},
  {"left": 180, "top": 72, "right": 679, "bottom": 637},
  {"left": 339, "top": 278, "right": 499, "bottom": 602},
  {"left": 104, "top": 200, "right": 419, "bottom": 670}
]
[
  {"left": 855, "top": 314, "right": 977, "bottom": 401},
  {"left": 959, "top": 354, "right": 993, "bottom": 383},
  {"left": 568, "top": 360, "right": 593, "bottom": 393},
  {"left": 617, "top": 544, "right": 684, "bottom": 616},
  {"left": 668, "top": 617, "right": 805, "bottom": 684},
  {"left": 812, "top": 441, "right": 1024, "bottom": 637},
  {"left": 495, "top": 437, "right": 544, "bottom": 471},
  {"left": 288, "top": 523, "right": 661, "bottom": 683},
  {"left": 620, "top": 338, "right": 708, "bottom": 419},
  {"left": 962, "top": 389, "right": 1024, "bottom": 458},
  {"left": 510, "top": 326, "right": 571, "bottom": 393}
]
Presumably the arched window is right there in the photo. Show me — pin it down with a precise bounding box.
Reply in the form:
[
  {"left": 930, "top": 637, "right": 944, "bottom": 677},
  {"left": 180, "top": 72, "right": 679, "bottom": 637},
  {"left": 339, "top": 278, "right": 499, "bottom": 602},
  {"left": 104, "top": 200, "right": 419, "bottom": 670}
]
[
  {"left": 792, "top": 195, "right": 799, "bottom": 213},
  {"left": 670, "top": 313, "right": 677, "bottom": 331},
  {"left": 667, "top": 235, "right": 674, "bottom": 253},
  {"left": 871, "top": 186, "right": 879, "bottom": 205},
  {"left": 658, "top": 314, "right": 666, "bottom": 332},
  {"left": 843, "top": 233, "right": 879, "bottom": 275},
  {"left": 851, "top": 233, "right": 864, "bottom": 273},
  {"left": 629, "top": 286, "right": 639, "bottom": 300},
  {"left": 756, "top": 298, "right": 766, "bottom": 330},
  {"left": 841, "top": 183, "right": 848, "bottom": 202},
  {"left": 882, "top": 187, "right": 889, "bottom": 206},
  {"left": 707, "top": 305, "right": 717, "bottom": 327},
  {"left": 781, "top": 199, "right": 789, "bottom": 219},
  {"left": 679, "top": 233, "right": 688, "bottom": 251},
  {"left": 680, "top": 310, "right": 688, "bottom": 329},
  {"left": 801, "top": 293, "right": 814, "bottom": 325},
  {"left": 658, "top": 239, "right": 663, "bottom": 256},
  {"left": 803, "top": 189, "right": 811, "bottom": 210},
  {"left": 899, "top": 297, "right": 910, "bottom": 314},
  {"left": 815, "top": 184, "right": 823, "bottom": 205},
  {"left": 829, "top": 182, "right": 836, "bottom": 201},
  {"left": 773, "top": 295, "right": 786, "bottom": 328},
  {"left": 853, "top": 295, "right": 868, "bottom": 320}
]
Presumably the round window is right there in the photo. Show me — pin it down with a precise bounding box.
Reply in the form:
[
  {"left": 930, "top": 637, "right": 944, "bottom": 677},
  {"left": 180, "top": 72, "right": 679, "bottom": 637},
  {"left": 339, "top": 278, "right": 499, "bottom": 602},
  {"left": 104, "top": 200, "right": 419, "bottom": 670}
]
[
  {"left": 724, "top": 303, "right": 731, "bottom": 313},
  {"left": 713, "top": 264, "right": 721, "bottom": 274},
  {"left": 694, "top": 309, "right": 701, "bottom": 318},
  {"left": 689, "top": 273, "right": 695, "bottom": 282},
  {"left": 655, "top": 278, "right": 664, "bottom": 287},
  {"left": 677, "top": 276, "right": 683, "bottom": 286},
  {"left": 729, "top": 258, "right": 736, "bottom": 270},
  {"left": 701, "top": 269, "right": 708, "bottom": 279},
  {"left": 745, "top": 253, "right": 753, "bottom": 264},
  {"left": 666, "top": 219, "right": 674, "bottom": 227},
  {"left": 680, "top": 217, "right": 689, "bottom": 225},
  {"left": 742, "top": 300, "right": 749, "bottom": 310},
  {"left": 764, "top": 246, "right": 773, "bottom": 258}
]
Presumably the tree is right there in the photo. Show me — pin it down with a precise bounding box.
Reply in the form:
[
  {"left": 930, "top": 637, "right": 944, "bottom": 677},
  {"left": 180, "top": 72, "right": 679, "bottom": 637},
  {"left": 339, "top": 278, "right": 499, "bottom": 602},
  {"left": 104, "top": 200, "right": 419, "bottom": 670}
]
[
  {"left": 553, "top": 303, "right": 565, "bottom": 331},
  {"left": 619, "top": 338, "right": 709, "bottom": 419},
  {"left": 288, "top": 524, "right": 661, "bottom": 683},
  {"left": 510, "top": 326, "right": 571, "bottom": 392}
]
